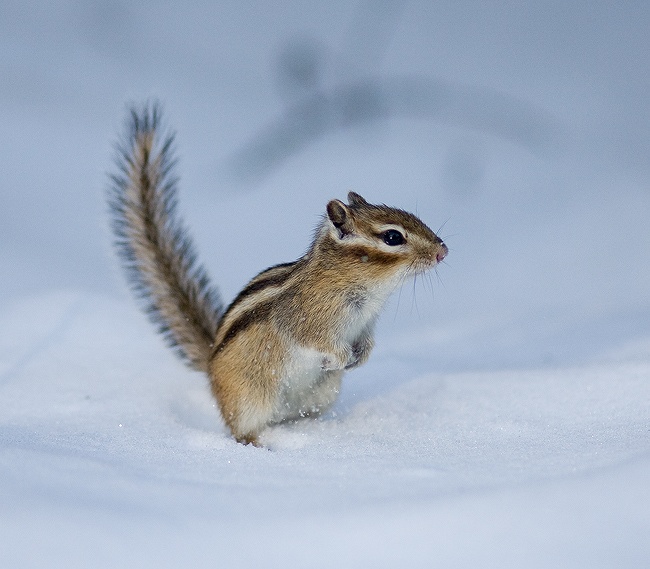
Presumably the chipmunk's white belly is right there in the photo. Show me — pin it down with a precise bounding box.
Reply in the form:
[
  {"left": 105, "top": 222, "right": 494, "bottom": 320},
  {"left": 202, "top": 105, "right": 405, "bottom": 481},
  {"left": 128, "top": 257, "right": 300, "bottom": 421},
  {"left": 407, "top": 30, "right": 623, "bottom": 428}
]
[
  {"left": 273, "top": 346, "right": 338, "bottom": 422},
  {"left": 270, "top": 279, "right": 401, "bottom": 423}
]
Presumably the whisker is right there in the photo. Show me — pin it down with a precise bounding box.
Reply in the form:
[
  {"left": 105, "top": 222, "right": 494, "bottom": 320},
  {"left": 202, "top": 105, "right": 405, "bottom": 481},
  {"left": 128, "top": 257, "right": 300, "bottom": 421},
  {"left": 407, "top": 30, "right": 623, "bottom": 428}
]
[
  {"left": 426, "top": 268, "right": 432, "bottom": 298},
  {"left": 434, "top": 266, "right": 446, "bottom": 291},
  {"left": 437, "top": 217, "right": 452, "bottom": 235},
  {"left": 393, "top": 271, "right": 407, "bottom": 320},
  {"left": 413, "top": 275, "right": 421, "bottom": 318}
]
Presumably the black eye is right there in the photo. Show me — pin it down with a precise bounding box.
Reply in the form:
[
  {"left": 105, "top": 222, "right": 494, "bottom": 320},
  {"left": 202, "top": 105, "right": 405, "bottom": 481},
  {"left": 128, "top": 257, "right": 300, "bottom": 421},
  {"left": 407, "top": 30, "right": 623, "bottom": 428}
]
[{"left": 382, "top": 229, "right": 405, "bottom": 246}]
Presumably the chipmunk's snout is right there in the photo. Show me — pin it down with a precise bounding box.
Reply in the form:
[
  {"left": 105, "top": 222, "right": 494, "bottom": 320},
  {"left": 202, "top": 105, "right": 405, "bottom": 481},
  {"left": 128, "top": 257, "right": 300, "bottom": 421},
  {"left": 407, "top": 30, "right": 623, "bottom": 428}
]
[{"left": 415, "top": 240, "right": 447, "bottom": 273}]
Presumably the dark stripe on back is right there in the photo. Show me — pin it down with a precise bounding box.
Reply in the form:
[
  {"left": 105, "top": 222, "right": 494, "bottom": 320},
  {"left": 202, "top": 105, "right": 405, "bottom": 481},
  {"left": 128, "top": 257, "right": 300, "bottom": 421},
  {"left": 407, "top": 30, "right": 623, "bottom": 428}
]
[
  {"left": 213, "top": 259, "right": 306, "bottom": 355},
  {"left": 240, "top": 261, "right": 297, "bottom": 298},
  {"left": 213, "top": 300, "right": 274, "bottom": 354},
  {"left": 220, "top": 259, "right": 301, "bottom": 321}
]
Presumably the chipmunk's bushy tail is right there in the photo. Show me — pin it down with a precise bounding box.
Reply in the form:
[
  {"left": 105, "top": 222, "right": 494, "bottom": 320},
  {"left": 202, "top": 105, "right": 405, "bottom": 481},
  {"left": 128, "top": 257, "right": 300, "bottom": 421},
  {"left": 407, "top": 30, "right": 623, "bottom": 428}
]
[{"left": 109, "top": 103, "right": 222, "bottom": 373}]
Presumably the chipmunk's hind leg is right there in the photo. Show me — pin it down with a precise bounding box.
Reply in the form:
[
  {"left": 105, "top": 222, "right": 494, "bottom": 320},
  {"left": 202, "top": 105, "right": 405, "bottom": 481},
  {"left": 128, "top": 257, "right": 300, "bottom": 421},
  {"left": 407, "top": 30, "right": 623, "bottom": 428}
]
[{"left": 235, "top": 433, "right": 263, "bottom": 447}]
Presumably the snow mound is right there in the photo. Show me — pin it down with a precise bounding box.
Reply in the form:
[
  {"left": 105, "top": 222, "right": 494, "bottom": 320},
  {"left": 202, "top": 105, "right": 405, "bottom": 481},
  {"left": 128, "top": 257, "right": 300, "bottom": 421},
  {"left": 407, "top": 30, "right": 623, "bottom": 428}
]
[{"left": 1, "top": 291, "right": 648, "bottom": 568}]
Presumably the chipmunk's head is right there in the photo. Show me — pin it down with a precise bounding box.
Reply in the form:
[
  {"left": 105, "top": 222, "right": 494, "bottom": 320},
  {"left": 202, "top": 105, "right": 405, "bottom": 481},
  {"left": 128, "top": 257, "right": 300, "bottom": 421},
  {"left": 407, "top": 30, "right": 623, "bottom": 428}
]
[{"left": 324, "top": 192, "right": 447, "bottom": 279}]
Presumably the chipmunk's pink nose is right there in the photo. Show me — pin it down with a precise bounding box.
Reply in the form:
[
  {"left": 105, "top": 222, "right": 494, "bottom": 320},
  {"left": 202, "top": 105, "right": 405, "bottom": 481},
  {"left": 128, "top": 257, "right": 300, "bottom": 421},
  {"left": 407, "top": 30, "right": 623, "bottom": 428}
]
[{"left": 436, "top": 243, "right": 448, "bottom": 264}]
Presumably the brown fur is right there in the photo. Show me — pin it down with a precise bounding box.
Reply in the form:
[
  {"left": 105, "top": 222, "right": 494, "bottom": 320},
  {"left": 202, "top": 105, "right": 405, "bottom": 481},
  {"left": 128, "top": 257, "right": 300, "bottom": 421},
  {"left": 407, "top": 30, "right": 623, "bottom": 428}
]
[{"left": 110, "top": 105, "right": 448, "bottom": 445}]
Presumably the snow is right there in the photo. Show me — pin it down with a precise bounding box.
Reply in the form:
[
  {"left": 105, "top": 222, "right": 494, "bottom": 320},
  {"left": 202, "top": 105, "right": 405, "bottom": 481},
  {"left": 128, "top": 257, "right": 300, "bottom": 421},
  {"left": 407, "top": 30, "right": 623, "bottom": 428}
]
[
  {"left": 2, "top": 292, "right": 649, "bottom": 567},
  {"left": 1, "top": 1, "right": 649, "bottom": 567}
]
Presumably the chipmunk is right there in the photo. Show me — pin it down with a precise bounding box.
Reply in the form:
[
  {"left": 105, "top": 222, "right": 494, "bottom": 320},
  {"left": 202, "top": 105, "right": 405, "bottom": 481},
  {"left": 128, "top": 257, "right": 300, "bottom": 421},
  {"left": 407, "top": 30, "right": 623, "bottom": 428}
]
[{"left": 109, "top": 104, "right": 448, "bottom": 445}]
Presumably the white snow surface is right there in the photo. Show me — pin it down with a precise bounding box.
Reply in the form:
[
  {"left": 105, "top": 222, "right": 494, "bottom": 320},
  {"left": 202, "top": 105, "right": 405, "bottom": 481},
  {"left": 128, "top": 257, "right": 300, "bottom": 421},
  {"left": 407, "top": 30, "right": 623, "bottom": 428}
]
[
  {"left": 2, "top": 292, "right": 649, "bottom": 568},
  {"left": 1, "top": 1, "right": 649, "bottom": 567}
]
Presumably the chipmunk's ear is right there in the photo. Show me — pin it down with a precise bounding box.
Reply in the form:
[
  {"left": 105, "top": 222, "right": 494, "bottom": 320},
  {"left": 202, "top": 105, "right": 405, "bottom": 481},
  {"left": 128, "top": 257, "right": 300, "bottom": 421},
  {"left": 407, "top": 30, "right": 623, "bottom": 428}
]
[
  {"left": 347, "top": 192, "right": 368, "bottom": 207},
  {"left": 327, "top": 199, "right": 355, "bottom": 237}
]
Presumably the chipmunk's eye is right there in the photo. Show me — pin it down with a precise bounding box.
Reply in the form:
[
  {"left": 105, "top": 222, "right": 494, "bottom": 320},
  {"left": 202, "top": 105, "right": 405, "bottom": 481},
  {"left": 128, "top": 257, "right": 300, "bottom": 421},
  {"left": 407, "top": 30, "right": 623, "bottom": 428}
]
[{"left": 382, "top": 229, "right": 405, "bottom": 246}]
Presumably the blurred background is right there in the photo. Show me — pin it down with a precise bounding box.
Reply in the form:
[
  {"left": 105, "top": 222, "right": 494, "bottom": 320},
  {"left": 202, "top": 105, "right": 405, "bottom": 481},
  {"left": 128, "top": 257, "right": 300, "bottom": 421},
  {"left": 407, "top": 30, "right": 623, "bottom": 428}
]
[{"left": 1, "top": 0, "right": 649, "bottom": 373}]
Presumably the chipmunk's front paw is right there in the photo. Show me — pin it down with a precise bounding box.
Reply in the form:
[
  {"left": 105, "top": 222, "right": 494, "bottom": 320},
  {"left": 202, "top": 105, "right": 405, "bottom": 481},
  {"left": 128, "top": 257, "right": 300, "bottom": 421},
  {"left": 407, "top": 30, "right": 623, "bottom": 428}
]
[
  {"left": 344, "top": 336, "right": 374, "bottom": 369},
  {"left": 320, "top": 350, "right": 349, "bottom": 371}
]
